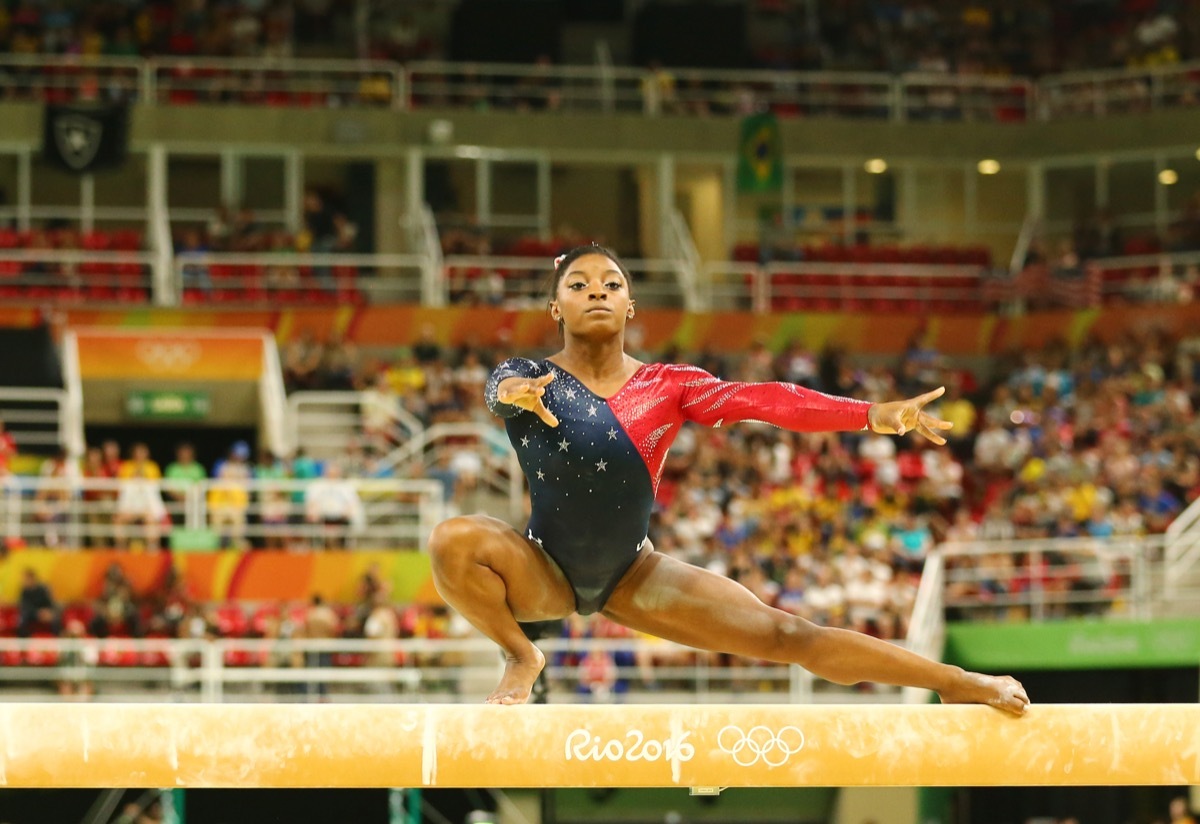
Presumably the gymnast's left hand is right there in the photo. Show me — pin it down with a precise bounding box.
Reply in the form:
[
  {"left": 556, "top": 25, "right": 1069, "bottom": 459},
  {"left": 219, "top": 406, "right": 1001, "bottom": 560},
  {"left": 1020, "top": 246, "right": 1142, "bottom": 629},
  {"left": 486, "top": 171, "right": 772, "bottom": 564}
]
[
  {"left": 938, "top": 669, "right": 1030, "bottom": 716},
  {"left": 868, "top": 386, "right": 953, "bottom": 445}
]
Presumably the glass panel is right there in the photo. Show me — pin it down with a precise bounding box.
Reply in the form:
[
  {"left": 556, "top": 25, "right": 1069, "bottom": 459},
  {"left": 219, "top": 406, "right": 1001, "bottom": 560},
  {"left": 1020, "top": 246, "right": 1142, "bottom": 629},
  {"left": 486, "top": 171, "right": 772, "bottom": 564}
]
[{"left": 242, "top": 157, "right": 285, "bottom": 212}]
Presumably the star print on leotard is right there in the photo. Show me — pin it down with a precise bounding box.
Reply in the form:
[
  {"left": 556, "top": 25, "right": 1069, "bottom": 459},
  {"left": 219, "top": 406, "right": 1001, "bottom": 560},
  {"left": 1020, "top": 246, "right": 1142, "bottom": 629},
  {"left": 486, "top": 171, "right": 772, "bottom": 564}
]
[{"left": 486, "top": 358, "right": 871, "bottom": 614}]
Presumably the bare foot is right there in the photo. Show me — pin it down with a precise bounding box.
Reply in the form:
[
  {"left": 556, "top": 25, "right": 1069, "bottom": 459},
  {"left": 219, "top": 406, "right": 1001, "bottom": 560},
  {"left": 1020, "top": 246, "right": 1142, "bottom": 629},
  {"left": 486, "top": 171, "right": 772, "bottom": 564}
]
[
  {"left": 485, "top": 647, "right": 545, "bottom": 705},
  {"left": 937, "top": 669, "right": 1030, "bottom": 716}
]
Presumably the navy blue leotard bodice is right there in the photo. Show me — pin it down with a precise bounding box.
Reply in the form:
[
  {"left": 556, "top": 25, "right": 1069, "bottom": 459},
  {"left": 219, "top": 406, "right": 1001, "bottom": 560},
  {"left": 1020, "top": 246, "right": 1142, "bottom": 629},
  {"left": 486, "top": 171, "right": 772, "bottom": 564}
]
[{"left": 486, "top": 358, "right": 871, "bottom": 614}]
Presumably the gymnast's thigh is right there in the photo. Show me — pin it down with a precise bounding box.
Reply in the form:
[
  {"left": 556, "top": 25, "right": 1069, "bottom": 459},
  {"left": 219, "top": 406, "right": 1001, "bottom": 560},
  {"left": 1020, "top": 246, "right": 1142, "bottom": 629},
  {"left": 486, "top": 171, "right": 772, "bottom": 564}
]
[{"left": 431, "top": 514, "right": 576, "bottom": 621}]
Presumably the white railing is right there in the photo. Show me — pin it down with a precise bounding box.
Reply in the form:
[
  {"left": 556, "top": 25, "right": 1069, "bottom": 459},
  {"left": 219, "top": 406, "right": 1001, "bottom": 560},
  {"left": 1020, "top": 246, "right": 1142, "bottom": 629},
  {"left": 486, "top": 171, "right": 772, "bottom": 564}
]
[
  {"left": 0, "top": 476, "right": 444, "bottom": 551},
  {"left": 147, "top": 145, "right": 175, "bottom": 306},
  {"left": 149, "top": 57, "right": 406, "bottom": 109},
  {"left": 259, "top": 333, "right": 289, "bottom": 460},
  {"left": 0, "top": 388, "right": 74, "bottom": 454},
  {"left": 937, "top": 536, "right": 1163, "bottom": 622},
  {"left": 901, "top": 551, "right": 944, "bottom": 705},
  {"left": 59, "top": 334, "right": 86, "bottom": 459},
  {"left": 173, "top": 252, "right": 427, "bottom": 305},
  {"left": 408, "top": 61, "right": 649, "bottom": 114},
  {"left": 702, "top": 260, "right": 989, "bottom": 312},
  {"left": 442, "top": 254, "right": 685, "bottom": 308},
  {"left": 0, "top": 249, "right": 155, "bottom": 302},
  {"left": 1086, "top": 250, "right": 1200, "bottom": 304},
  {"left": 665, "top": 209, "right": 704, "bottom": 312},
  {"left": 1165, "top": 496, "right": 1200, "bottom": 601},
  {"left": 286, "top": 390, "right": 424, "bottom": 459},
  {"left": 0, "top": 54, "right": 144, "bottom": 102},
  {"left": 1, "top": 54, "right": 1194, "bottom": 122},
  {"left": 410, "top": 203, "right": 446, "bottom": 307},
  {"left": 0, "top": 635, "right": 905, "bottom": 705},
  {"left": 376, "top": 421, "right": 522, "bottom": 522},
  {"left": 1037, "top": 58, "right": 1200, "bottom": 120}
]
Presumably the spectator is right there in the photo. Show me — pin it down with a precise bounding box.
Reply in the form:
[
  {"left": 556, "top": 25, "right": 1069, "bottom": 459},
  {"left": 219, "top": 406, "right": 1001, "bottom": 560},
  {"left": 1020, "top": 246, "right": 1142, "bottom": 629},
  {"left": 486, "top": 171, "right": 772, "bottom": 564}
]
[
  {"left": 302, "top": 593, "right": 340, "bottom": 699},
  {"left": 363, "top": 588, "right": 399, "bottom": 691},
  {"left": 57, "top": 618, "right": 96, "bottom": 699},
  {"left": 1170, "top": 796, "right": 1197, "bottom": 824},
  {"left": 80, "top": 445, "right": 112, "bottom": 547},
  {"left": 34, "top": 446, "right": 78, "bottom": 547},
  {"left": 304, "top": 461, "right": 365, "bottom": 549},
  {"left": 361, "top": 370, "right": 402, "bottom": 449},
  {"left": 164, "top": 442, "right": 207, "bottom": 520},
  {"left": 18, "top": 568, "right": 60, "bottom": 637},
  {"left": 0, "top": 417, "right": 16, "bottom": 472},
  {"left": 254, "top": 449, "right": 291, "bottom": 549},
  {"left": 208, "top": 460, "right": 250, "bottom": 549},
  {"left": 113, "top": 443, "right": 165, "bottom": 550}
]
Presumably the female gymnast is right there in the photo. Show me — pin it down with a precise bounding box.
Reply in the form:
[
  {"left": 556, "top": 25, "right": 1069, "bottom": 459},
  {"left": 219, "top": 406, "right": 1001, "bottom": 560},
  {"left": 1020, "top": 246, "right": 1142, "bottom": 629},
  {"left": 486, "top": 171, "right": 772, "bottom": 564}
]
[{"left": 429, "top": 244, "right": 1029, "bottom": 713}]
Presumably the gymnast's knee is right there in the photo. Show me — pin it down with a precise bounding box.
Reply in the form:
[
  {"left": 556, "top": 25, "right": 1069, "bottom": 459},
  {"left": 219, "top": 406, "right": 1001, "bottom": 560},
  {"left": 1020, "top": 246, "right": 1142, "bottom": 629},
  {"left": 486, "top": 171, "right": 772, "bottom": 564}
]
[
  {"left": 428, "top": 514, "right": 497, "bottom": 571},
  {"left": 770, "top": 613, "right": 825, "bottom": 667}
]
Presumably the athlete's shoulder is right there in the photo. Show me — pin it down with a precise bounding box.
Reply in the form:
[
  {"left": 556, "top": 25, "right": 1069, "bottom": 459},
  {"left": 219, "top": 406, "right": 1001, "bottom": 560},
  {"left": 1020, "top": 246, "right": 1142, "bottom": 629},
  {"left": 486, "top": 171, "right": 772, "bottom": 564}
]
[{"left": 647, "top": 362, "right": 719, "bottom": 385}]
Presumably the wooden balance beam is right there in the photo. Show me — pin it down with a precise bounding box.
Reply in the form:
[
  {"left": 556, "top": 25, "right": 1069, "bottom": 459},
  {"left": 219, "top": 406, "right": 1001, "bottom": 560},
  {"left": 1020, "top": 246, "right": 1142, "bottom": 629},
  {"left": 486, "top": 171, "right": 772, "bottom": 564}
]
[{"left": 0, "top": 703, "right": 1196, "bottom": 789}]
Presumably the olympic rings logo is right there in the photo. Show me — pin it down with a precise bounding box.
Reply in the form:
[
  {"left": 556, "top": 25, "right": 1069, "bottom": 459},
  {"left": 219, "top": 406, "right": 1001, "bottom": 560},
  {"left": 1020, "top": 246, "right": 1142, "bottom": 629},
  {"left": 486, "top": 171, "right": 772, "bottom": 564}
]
[
  {"left": 717, "top": 725, "right": 805, "bottom": 767},
  {"left": 135, "top": 340, "right": 202, "bottom": 372}
]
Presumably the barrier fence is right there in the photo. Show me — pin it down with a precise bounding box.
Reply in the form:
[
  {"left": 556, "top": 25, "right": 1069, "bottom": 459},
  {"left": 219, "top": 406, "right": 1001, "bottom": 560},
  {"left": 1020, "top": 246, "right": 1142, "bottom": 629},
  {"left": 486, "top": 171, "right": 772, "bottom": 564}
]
[
  {"left": 0, "top": 476, "right": 445, "bottom": 551},
  {"left": 0, "top": 54, "right": 1196, "bottom": 122}
]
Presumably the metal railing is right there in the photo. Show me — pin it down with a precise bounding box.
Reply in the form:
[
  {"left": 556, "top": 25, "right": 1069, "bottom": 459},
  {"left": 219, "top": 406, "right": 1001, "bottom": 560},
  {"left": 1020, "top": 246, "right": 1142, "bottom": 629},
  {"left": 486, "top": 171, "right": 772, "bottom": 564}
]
[
  {"left": 0, "top": 388, "right": 74, "bottom": 455},
  {"left": 408, "top": 61, "right": 648, "bottom": 114},
  {"left": 376, "top": 422, "right": 523, "bottom": 523},
  {"left": 286, "top": 390, "right": 424, "bottom": 460},
  {"left": 901, "top": 551, "right": 944, "bottom": 705},
  {"left": 1086, "top": 250, "right": 1200, "bottom": 304},
  {"left": 173, "top": 252, "right": 427, "bottom": 305},
  {"left": 1165, "top": 495, "right": 1200, "bottom": 601},
  {"left": 442, "top": 254, "right": 685, "bottom": 308},
  {"left": 1038, "top": 59, "right": 1200, "bottom": 120},
  {"left": 0, "top": 476, "right": 444, "bottom": 551},
  {"left": 0, "top": 248, "right": 155, "bottom": 303},
  {"left": 150, "top": 57, "right": 404, "bottom": 109},
  {"left": 0, "top": 54, "right": 1192, "bottom": 121},
  {"left": 702, "top": 260, "right": 990, "bottom": 312},
  {"left": 937, "top": 536, "right": 1161, "bottom": 622},
  {"left": 0, "top": 635, "right": 903, "bottom": 705},
  {"left": 0, "top": 55, "right": 144, "bottom": 103}
]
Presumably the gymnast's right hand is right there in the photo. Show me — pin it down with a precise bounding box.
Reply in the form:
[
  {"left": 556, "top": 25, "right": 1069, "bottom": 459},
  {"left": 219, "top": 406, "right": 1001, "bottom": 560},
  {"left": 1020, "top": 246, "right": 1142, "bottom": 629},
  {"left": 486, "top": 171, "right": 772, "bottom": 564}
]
[{"left": 497, "top": 373, "right": 559, "bottom": 427}]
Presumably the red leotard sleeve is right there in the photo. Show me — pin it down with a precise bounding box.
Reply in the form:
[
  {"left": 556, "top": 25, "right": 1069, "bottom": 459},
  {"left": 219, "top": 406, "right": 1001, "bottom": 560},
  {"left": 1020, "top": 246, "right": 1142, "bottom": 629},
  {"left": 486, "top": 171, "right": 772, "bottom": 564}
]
[{"left": 673, "top": 366, "right": 871, "bottom": 432}]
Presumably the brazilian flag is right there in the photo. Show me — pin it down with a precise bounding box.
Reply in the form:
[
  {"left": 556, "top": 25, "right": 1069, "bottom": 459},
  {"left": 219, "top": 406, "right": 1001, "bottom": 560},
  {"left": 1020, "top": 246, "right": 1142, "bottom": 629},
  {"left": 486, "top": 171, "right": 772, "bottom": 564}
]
[{"left": 737, "top": 112, "right": 783, "bottom": 194}]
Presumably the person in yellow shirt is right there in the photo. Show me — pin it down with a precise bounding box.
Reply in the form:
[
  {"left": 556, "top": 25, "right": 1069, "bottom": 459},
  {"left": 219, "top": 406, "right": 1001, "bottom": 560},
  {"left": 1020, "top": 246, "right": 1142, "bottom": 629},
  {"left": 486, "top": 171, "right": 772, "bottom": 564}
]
[
  {"left": 114, "top": 443, "right": 164, "bottom": 549},
  {"left": 208, "top": 461, "right": 250, "bottom": 549},
  {"left": 937, "top": 384, "right": 977, "bottom": 460},
  {"left": 385, "top": 347, "right": 427, "bottom": 397}
]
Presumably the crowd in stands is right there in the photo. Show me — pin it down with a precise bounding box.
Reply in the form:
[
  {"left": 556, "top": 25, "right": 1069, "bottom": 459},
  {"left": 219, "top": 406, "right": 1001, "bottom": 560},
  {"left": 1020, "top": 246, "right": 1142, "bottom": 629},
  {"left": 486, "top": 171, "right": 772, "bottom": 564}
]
[
  {"left": 3, "top": 0, "right": 1197, "bottom": 78},
  {"left": 0, "top": 0, "right": 296, "bottom": 61},
  {"left": 1, "top": 321, "right": 1196, "bottom": 693},
  {"left": 175, "top": 188, "right": 362, "bottom": 303},
  {"left": 753, "top": 0, "right": 1199, "bottom": 76}
]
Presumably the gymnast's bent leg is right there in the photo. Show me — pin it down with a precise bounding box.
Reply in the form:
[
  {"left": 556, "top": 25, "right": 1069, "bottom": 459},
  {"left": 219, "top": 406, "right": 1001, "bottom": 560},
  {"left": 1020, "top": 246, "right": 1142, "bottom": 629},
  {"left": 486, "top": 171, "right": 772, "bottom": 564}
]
[
  {"left": 428, "top": 514, "right": 576, "bottom": 704},
  {"left": 601, "top": 547, "right": 1029, "bottom": 714}
]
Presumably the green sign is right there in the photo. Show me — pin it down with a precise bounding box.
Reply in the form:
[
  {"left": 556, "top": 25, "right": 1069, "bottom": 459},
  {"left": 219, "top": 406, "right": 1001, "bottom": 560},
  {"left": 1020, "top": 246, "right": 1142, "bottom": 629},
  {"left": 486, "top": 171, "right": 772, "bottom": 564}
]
[
  {"left": 944, "top": 618, "right": 1200, "bottom": 671},
  {"left": 126, "top": 390, "right": 211, "bottom": 421}
]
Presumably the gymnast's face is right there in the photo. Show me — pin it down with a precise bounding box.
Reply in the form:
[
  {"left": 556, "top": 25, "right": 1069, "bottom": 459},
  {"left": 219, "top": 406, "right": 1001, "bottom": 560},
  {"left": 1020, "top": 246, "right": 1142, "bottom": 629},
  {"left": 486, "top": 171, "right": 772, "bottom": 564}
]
[{"left": 550, "top": 254, "right": 635, "bottom": 337}]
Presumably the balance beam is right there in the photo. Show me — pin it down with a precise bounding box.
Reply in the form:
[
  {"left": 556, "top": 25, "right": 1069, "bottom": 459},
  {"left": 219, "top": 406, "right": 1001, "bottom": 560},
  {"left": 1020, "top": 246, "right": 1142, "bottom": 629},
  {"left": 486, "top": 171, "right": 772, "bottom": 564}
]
[{"left": 0, "top": 704, "right": 1195, "bottom": 789}]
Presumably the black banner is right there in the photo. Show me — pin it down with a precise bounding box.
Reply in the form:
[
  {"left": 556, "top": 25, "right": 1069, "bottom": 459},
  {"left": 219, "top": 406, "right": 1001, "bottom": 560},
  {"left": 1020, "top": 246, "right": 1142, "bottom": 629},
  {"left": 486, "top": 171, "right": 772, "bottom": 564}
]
[{"left": 41, "top": 103, "right": 129, "bottom": 175}]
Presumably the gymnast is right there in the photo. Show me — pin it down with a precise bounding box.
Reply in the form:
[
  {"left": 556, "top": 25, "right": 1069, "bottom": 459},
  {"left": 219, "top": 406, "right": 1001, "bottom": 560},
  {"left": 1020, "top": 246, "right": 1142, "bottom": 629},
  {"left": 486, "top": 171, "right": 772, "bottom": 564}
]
[{"left": 429, "top": 244, "right": 1029, "bottom": 713}]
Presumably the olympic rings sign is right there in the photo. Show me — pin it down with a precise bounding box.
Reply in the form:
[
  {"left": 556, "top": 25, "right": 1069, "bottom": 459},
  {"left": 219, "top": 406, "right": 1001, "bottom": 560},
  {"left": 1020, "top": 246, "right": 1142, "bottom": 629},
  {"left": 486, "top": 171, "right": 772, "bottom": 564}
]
[{"left": 717, "top": 725, "right": 806, "bottom": 767}]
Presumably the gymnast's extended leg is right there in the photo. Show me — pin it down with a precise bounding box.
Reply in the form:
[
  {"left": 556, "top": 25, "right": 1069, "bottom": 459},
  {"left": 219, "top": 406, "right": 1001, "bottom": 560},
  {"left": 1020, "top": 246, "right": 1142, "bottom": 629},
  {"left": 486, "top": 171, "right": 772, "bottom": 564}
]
[
  {"left": 428, "top": 514, "right": 576, "bottom": 704},
  {"left": 602, "top": 547, "right": 1029, "bottom": 714}
]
